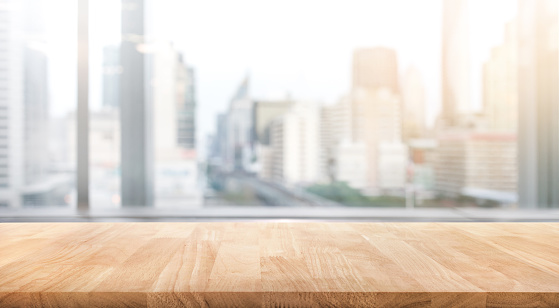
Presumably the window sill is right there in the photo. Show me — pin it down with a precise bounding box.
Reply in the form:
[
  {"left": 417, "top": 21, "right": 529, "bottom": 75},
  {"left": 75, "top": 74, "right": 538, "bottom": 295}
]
[{"left": 0, "top": 207, "right": 559, "bottom": 222}]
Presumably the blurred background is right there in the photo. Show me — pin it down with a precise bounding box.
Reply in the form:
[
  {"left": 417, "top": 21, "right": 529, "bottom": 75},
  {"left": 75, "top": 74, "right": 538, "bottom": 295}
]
[{"left": 0, "top": 0, "right": 558, "bottom": 220}]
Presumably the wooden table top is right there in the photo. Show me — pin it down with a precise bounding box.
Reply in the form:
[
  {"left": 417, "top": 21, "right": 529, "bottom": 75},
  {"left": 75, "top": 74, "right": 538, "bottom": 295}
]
[{"left": 0, "top": 222, "right": 558, "bottom": 307}]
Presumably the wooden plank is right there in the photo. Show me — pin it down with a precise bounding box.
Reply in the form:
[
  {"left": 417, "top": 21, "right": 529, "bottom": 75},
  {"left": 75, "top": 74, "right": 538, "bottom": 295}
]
[{"left": 0, "top": 222, "right": 558, "bottom": 307}]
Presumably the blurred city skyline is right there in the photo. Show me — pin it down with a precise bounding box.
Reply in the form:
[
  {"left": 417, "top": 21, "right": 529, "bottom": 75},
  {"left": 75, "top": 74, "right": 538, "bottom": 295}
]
[
  {"left": 40, "top": 0, "right": 516, "bottom": 155},
  {"left": 3, "top": 0, "right": 555, "bottom": 210}
]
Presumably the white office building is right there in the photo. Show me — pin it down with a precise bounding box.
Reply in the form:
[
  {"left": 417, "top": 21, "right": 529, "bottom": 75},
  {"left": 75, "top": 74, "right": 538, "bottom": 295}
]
[
  {"left": 269, "top": 101, "right": 321, "bottom": 186},
  {"left": 352, "top": 87, "right": 407, "bottom": 192},
  {"left": 151, "top": 43, "right": 201, "bottom": 208}
]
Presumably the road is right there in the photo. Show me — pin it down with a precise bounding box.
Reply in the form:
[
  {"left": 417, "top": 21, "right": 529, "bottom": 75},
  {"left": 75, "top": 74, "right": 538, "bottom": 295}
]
[{"left": 205, "top": 173, "right": 342, "bottom": 207}]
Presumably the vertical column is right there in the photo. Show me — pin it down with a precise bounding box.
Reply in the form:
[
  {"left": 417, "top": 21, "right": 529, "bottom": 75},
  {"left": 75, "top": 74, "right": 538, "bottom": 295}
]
[
  {"left": 518, "top": 0, "right": 559, "bottom": 208},
  {"left": 121, "top": 0, "right": 153, "bottom": 207},
  {"left": 77, "top": 0, "right": 89, "bottom": 212}
]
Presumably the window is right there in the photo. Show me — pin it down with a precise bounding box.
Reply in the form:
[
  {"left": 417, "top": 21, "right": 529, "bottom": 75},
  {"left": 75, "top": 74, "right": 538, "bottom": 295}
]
[{"left": 0, "top": 0, "right": 558, "bottom": 221}]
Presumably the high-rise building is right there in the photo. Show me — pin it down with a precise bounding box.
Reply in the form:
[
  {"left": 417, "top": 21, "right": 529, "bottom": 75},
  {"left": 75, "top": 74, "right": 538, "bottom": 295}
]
[
  {"left": 0, "top": 0, "right": 24, "bottom": 207},
  {"left": 252, "top": 100, "right": 293, "bottom": 180},
  {"left": 21, "top": 0, "right": 49, "bottom": 189},
  {"left": 335, "top": 141, "right": 368, "bottom": 189},
  {"left": 402, "top": 67, "right": 427, "bottom": 140},
  {"left": 21, "top": 0, "right": 61, "bottom": 206},
  {"left": 320, "top": 96, "right": 352, "bottom": 183},
  {"left": 351, "top": 47, "right": 406, "bottom": 192},
  {"left": 441, "top": 0, "right": 471, "bottom": 124},
  {"left": 0, "top": 0, "right": 59, "bottom": 207},
  {"left": 518, "top": 0, "right": 559, "bottom": 208},
  {"left": 151, "top": 43, "right": 199, "bottom": 208},
  {"left": 252, "top": 100, "right": 293, "bottom": 146},
  {"left": 352, "top": 88, "right": 406, "bottom": 191},
  {"left": 269, "top": 118, "right": 284, "bottom": 182},
  {"left": 177, "top": 64, "right": 196, "bottom": 150},
  {"left": 120, "top": 0, "right": 154, "bottom": 206},
  {"left": 210, "top": 113, "right": 228, "bottom": 166},
  {"left": 152, "top": 43, "right": 196, "bottom": 160},
  {"left": 225, "top": 77, "right": 253, "bottom": 172},
  {"left": 352, "top": 47, "right": 398, "bottom": 93},
  {"left": 435, "top": 133, "right": 517, "bottom": 205},
  {"left": 407, "top": 139, "right": 437, "bottom": 198},
  {"left": 483, "top": 20, "right": 518, "bottom": 133},
  {"left": 269, "top": 101, "right": 321, "bottom": 185},
  {"left": 102, "top": 45, "right": 121, "bottom": 109}
]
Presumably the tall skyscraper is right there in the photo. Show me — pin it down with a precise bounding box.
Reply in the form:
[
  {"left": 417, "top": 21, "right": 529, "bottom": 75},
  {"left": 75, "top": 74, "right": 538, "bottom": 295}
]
[
  {"left": 121, "top": 0, "right": 154, "bottom": 206},
  {"left": 211, "top": 113, "right": 228, "bottom": 166},
  {"left": 225, "top": 77, "right": 253, "bottom": 172},
  {"left": 22, "top": 0, "right": 56, "bottom": 206},
  {"left": 252, "top": 100, "right": 293, "bottom": 146},
  {"left": 177, "top": 64, "right": 196, "bottom": 150},
  {"left": 252, "top": 100, "right": 293, "bottom": 180},
  {"left": 351, "top": 47, "right": 400, "bottom": 145},
  {"left": 320, "top": 96, "right": 352, "bottom": 183},
  {"left": 0, "top": 0, "right": 24, "bottom": 207},
  {"left": 351, "top": 47, "right": 406, "bottom": 191},
  {"left": 269, "top": 101, "right": 321, "bottom": 185},
  {"left": 151, "top": 43, "right": 199, "bottom": 208},
  {"left": 435, "top": 133, "right": 517, "bottom": 203},
  {"left": 483, "top": 20, "right": 518, "bottom": 133},
  {"left": 352, "top": 47, "right": 398, "bottom": 93},
  {"left": 402, "top": 66, "right": 427, "bottom": 140},
  {"left": 269, "top": 118, "right": 284, "bottom": 182},
  {"left": 152, "top": 43, "right": 196, "bottom": 160},
  {"left": 518, "top": 0, "right": 559, "bottom": 208},
  {"left": 353, "top": 88, "right": 405, "bottom": 190},
  {"left": 0, "top": 0, "right": 55, "bottom": 207},
  {"left": 442, "top": 0, "right": 471, "bottom": 124}
]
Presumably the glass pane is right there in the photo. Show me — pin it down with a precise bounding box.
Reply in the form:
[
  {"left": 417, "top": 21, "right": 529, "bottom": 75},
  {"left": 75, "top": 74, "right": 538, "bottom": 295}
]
[
  {"left": 0, "top": 0, "right": 76, "bottom": 209},
  {"left": 88, "top": 0, "right": 558, "bottom": 215}
]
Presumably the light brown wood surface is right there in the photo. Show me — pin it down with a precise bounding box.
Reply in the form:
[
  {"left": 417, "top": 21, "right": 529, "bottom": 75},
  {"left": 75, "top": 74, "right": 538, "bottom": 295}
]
[{"left": 0, "top": 222, "right": 558, "bottom": 307}]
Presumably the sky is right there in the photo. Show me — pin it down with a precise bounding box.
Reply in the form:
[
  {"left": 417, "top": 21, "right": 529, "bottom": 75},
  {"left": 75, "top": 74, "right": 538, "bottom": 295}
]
[{"left": 44, "top": 0, "right": 517, "bottom": 155}]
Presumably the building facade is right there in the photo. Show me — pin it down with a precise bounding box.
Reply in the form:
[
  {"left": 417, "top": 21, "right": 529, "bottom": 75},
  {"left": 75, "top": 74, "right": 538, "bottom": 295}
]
[
  {"left": 177, "top": 65, "right": 196, "bottom": 150},
  {"left": 252, "top": 100, "right": 293, "bottom": 180},
  {"left": 435, "top": 133, "right": 517, "bottom": 204},
  {"left": 0, "top": 0, "right": 24, "bottom": 207},
  {"left": 351, "top": 47, "right": 406, "bottom": 192},
  {"left": 0, "top": 0, "right": 62, "bottom": 207},
  {"left": 225, "top": 77, "right": 253, "bottom": 172},
  {"left": 281, "top": 101, "right": 321, "bottom": 185},
  {"left": 352, "top": 87, "right": 406, "bottom": 192},
  {"left": 320, "top": 96, "right": 352, "bottom": 183},
  {"left": 151, "top": 43, "right": 200, "bottom": 208}
]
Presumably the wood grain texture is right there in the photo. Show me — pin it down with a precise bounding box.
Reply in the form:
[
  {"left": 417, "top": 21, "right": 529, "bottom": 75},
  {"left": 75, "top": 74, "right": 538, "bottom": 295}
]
[{"left": 0, "top": 222, "right": 558, "bottom": 307}]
